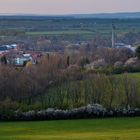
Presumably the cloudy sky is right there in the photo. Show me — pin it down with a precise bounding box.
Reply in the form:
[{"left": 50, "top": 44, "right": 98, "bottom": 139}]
[{"left": 0, "top": 0, "right": 140, "bottom": 15}]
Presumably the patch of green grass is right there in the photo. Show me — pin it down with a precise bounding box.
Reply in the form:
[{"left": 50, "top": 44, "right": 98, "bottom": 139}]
[
  {"left": 0, "top": 117, "right": 140, "bottom": 140},
  {"left": 127, "top": 73, "right": 140, "bottom": 79},
  {"left": 116, "top": 73, "right": 140, "bottom": 86},
  {"left": 116, "top": 72, "right": 140, "bottom": 81},
  {"left": 26, "top": 30, "right": 95, "bottom": 36}
]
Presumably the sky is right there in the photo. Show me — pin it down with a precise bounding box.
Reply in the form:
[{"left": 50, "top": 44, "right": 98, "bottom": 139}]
[{"left": 0, "top": 0, "right": 140, "bottom": 15}]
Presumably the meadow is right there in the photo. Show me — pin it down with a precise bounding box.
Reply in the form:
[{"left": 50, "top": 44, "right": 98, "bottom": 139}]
[{"left": 0, "top": 117, "right": 139, "bottom": 140}]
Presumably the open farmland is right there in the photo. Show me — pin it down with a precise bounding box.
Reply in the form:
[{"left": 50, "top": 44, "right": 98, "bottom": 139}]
[{"left": 0, "top": 17, "right": 140, "bottom": 42}]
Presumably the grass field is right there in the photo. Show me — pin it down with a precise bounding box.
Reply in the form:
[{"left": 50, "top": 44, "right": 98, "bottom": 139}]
[
  {"left": 116, "top": 73, "right": 140, "bottom": 81},
  {"left": 0, "top": 117, "right": 140, "bottom": 140},
  {"left": 26, "top": 30, "right": 95, "bottom": 36},
  {"left": 126, "top": 73, "right": 140, "bottom": 79},
  {"left": 116, "top": 73, "right": 140, "bottom": 87}
]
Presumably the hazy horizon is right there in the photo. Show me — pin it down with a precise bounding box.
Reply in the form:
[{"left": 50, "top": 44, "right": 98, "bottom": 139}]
[{"left": 0, "top": 0, "right": 140, "bottom": 15}]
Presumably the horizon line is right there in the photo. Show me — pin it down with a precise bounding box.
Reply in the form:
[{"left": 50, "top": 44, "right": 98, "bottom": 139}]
[{"left": 0, "top": 11, "right": 140, "bottom": 16}]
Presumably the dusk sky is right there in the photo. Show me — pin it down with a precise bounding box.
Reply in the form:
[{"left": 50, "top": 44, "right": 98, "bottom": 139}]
[{"left": 0, "top": 0, "right": 140, "bottom": 15}]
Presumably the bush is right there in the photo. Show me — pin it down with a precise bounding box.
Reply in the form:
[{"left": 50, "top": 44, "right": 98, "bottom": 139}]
[
  {"left": 0, "top": 104, "right": 140, "bottom": 121},
  {"left": 89, "top": 66, "right": 140, "bottom": 74},
  {"left": 0, "top": 97, "right": 19, "bottom": 120}
]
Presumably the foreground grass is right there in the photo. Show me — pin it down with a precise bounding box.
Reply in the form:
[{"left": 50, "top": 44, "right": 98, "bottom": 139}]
[{"left": 0, "top": 117, "right": 140, "bottom": 140}]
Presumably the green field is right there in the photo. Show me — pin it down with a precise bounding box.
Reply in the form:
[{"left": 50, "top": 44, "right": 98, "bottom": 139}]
[
  {"left": 26, "top": 30, "right": 95, "bottom": 36},
  {"left": 116, "top": 73, "right": 140, "bottom": 86},
  {"left": 127, "top": 73, "right": 140, "bottom": 79},
  {"left": 26, "top": 30, "right": 139, "bottom": 36},
  {"left": 117, "top": 73, "right": 140, "bottom": 79},
  {"left": 0, "top": 117, "right": 140, "bottom": 140}
]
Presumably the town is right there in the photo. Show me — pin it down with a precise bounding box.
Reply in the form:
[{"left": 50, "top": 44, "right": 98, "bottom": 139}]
[{"left": 0, "top": 29, "right": 138, "bottom": 68}]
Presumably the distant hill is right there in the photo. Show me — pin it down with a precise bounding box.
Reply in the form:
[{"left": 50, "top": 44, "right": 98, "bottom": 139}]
[
  {"left": 72, "top": 12, "right": 140, "bottom": 19},
  {"left": 0, "top": 12, "right": 140, "bottom": 19}
]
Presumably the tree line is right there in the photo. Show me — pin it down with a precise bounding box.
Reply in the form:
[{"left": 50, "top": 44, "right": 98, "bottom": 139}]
[{"left": 0, "top": 53, "right": 139, "bottom": 116}]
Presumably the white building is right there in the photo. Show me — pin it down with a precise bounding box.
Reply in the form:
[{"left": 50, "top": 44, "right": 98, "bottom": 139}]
[{"left": 115, "top": 43, "right": 136, "bottom": 52}]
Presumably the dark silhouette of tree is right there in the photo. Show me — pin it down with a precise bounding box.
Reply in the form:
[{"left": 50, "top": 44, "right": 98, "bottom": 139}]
[
  {"left": 67, "top": 56, "right": 70, "bottom": 67},
  {"left": 136, "top": 46, "right": 140, "bottom": 59},
  {"left": 0, "top": 55, "right": 7, "bottom": 65}
]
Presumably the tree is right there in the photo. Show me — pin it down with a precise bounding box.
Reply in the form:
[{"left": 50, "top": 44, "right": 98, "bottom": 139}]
[
  {"left": 78, "top": 56, "right": 90, "bottom": 68},
  {"left": 0, "top": 55, "right": 7, "bottom": 65},
  {"left": 67, "top": 56, "right": 70, "bottom": 67},
  {"left": 136, "top": 46, "right": 140, "bottom": 59}
]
